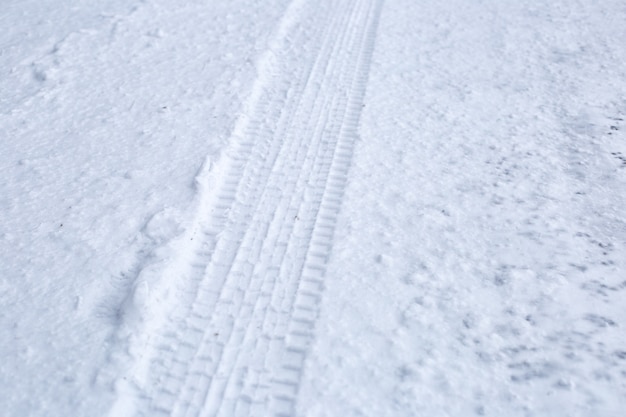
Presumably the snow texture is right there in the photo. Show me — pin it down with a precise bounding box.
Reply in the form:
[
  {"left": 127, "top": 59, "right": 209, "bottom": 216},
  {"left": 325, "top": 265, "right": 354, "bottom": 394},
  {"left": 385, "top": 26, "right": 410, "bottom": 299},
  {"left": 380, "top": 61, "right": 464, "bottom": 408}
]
[{"left": 1, "top": 0, "right": 625, "bottom": 416}]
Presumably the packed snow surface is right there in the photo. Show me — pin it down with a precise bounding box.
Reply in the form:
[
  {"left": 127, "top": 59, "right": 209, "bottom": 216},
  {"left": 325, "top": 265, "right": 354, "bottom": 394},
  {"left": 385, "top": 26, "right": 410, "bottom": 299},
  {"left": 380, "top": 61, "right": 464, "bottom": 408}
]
[{"left": 1, "top": 0, "right": 625, "bottom": 416}]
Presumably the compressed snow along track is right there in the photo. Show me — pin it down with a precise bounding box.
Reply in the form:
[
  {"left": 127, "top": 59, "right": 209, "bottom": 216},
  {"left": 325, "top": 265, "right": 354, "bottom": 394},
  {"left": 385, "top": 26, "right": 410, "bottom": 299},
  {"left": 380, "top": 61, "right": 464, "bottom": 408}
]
[{"left": 110, "top": 0, "right": 383, "bottom": 415}]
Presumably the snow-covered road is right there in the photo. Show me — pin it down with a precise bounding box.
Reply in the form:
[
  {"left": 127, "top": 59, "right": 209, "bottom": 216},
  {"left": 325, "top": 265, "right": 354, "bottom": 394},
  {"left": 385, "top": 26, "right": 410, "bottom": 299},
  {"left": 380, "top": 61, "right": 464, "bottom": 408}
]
[{"left": 1, "top": 0, "right": 626, "bottom": 416}]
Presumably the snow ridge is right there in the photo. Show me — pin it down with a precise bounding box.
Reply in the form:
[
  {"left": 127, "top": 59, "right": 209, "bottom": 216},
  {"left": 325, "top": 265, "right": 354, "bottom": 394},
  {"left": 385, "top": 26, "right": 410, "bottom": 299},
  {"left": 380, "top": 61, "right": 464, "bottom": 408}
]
[{"left": 109, "top": 0, "right": 383, "bottom": 415}]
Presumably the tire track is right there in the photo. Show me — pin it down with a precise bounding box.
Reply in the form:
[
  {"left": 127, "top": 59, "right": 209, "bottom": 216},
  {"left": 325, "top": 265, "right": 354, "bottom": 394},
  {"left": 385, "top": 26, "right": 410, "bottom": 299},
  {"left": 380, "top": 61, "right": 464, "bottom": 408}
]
[
  {"left": 126, "top": 0, "right": 384, "bottom": 416},
  {"left": 207, "top": 3, "right": 375, "bottom": 415}
]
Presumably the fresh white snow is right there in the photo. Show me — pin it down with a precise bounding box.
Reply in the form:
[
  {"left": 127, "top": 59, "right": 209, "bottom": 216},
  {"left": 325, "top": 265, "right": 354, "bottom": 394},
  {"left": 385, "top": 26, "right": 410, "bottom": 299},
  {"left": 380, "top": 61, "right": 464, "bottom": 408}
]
[{"left": 1, "top": 0, "right": 625, "bottom": 416}]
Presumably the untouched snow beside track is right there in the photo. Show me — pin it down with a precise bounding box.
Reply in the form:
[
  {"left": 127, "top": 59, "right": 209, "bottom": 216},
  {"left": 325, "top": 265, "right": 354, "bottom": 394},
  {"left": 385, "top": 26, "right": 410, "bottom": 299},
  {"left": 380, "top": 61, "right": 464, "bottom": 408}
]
[
  {"left": 300, "top": 0, "right": 626, "bottom": 416},
  {"left": 1, "top": 0, "right": 292, "bottom": 415},
  {"left": 1, "top": 0, "right": 626, "bottom": 416}
]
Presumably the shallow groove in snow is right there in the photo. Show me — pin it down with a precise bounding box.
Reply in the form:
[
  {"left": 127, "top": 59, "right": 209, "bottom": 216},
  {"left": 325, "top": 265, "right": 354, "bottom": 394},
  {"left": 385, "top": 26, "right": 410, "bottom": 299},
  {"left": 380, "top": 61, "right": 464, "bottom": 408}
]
[{"left": 110, "top": 0, "right": 383, "bottom": 416}]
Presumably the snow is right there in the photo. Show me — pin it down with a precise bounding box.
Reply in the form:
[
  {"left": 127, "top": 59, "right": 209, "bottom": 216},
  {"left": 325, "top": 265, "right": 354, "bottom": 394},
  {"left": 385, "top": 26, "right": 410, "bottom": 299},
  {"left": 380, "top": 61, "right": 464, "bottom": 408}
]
[{"left": 1, "top": 0, "right": 625, "bottom": 416}]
